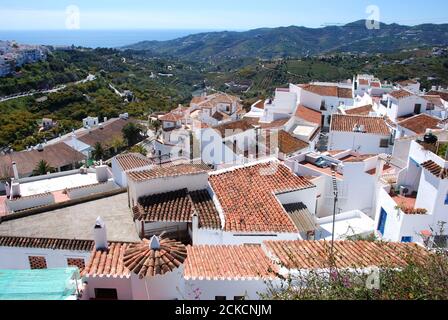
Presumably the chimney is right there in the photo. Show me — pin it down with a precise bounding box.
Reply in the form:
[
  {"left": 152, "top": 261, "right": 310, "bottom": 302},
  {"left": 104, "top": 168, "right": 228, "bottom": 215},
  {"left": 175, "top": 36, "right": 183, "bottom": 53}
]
[
  {"left": 192, "top": 213, "right": 199, "bottom": 245},
  {"left": 375, "top": 158, "right": 386, "bottom": 182},
  {"left": 149, "top": 235, "right": 160, "bottom": 250},
  {"left": 104, "top": 117, "right": 108, "bottom": 123},
  {"left": 96, "top": 164, "right": 109, "bottom": 183},
  {"left": 93, "top": 217, "right": 108, "bottom": 251},
  {"left": 12, "top": 162, "right": 19, "bottom": 180}
]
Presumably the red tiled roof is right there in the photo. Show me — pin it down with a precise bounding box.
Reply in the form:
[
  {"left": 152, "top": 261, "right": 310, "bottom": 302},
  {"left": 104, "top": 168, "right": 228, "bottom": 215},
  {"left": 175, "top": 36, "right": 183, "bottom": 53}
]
[
  {"left": 123, "top": 238, "right": 187, "bottom": 279},
  {"left": 184, "top": 245, "right": 277, "bottom": 280},
  {"left": 0, "top": 142, "right": 86, "bottom": 178},
  {"left": 264, "top": 240, "right": 428, "bottom": 270},
  {"left": 133, "top": 189, "right": 221, "bottom": 229},
  {"left": 371, "top": 81, "right": 381, "bottom": 88},
  {"left": 299, "top": 84, "right": 353, "bottom": 98},
  {"left": 213, "top": 119, "right": 254, "bottom": 138},
  {"left": 340, "top": 154, "right": 377, "bottom": 163},
  {"left": 345, "top": 105, "right": 374, "bottom": 116},
  {"left": 421, "top": 160, "right": 448, "bottom": 179},
  {"left": 0, "top": 236, "right": 93, "bottom": 251},
  {"left": 77, "top": 118, "right": 130, "bottom": 148},
  {"left": 397, "top": 114, "right": 441, "bottom": 135},
  {"left": 127, "top": 163, "right": 211, "bottom": 182},
  {"left": 265, "top": 130, "right": 309, "bottom": 155},
  {"left": 253, "top": 100, "right": 266, "bottom": 110},
  {"left": 423, "top": 95, "right": 444, "bottom": 107},
  {"left": 427, "top": 90, "right": 448, "bottom": 102},
  {"left": 397, "top": 79, "right": 418, "bottom": 86},
  {"left": 209, "top": 162, "right": 315, "bottom": 233},
  {"left": 389, "top": 89, "right": 414, "bottom": 100},
  {"left": 82, "top": 242, "right": 132, "bottom": 277},
  {"left": 295, "top": 105, "right": 322, "bottom": 125},
  {"left": 115, "top": 153, "right": 153, "bottom": 172},
  {"left": 159, "top": 113, "right": 183, "bottom": 122},
  {"left": 359, "top": 79, "right": 369, "bottom": 85},
  {"left": 331, "top": 114, "right": 390, "bottom": 135}
]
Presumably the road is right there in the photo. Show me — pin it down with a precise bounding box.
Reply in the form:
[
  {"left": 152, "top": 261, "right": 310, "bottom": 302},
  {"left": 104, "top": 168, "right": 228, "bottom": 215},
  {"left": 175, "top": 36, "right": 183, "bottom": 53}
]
[{"left": 0, "top": 74, "right": 97, "bottom": 103}]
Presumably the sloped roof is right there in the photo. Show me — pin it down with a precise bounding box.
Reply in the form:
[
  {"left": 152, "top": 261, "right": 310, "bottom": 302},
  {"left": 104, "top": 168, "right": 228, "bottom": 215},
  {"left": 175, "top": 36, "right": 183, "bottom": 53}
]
[
  {"left": 77, "top": 118, "right": 129, "bottom": 148},
  {"left": 389, "top": 89, "right": 414, "bottom": 100},
  {"left": 295, "top": 105, "right": 322, "bottom": 125},
  {"left": 0, "top": 236, "right": 93, "bottom": 251},
  {"left": 345, "top": 105, "right": 374, "bottom": 116},
  {"left": 127, "top": 163, "right": 211, "bottom": 182},
  {"left": 331, "top": 114, "right": 390, "bottom": 135},
  {"left": 421, "top": 160, "right": 448, "bottom": 179},
  {"left": 398, "top": 114, "right": 441, "bottom": 135},
  {"left": 209, "top": 161, "right": 315, "bottom": 233},
  {"left": 123, "top": 238, "right": 187, "bottom": 279},
  {"left": 184, "top": 245, "right": 278, "bottom": 280},
  {"left": 299, "top": 84, "right": 353, "bottom": 98},
  {"left": 264, "top": 240, "right": 428, "bottom": 270},
  {"left": 0, "top": 143, "right": 86, "bottom": 178},
  {"left": 82, "top": 242, "right": 132, "bottom": 277},
  {"left": 115, "top": 153, "right": 153, "bottom": 172}
]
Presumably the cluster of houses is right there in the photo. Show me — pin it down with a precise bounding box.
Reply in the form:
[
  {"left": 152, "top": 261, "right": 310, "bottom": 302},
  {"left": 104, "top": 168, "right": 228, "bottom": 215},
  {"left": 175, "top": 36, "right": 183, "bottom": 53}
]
[
  {"left": 0, "top": 74, "right": 447, "bottom": 300},
  {"left": 0, "top": 41, "right": 47, "bottom": 78}
]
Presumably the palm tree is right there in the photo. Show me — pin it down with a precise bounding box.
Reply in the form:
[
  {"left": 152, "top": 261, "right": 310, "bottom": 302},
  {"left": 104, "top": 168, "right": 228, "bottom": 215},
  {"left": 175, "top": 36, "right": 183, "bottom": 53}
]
[
  {"left": 110, "top": 137, "right": 125, "bottom": 154},
  {"left": 32, "top": 160, "right": 55, "bottom": 176},
  {"left": 122, "top": 123, "right": 143, "bottom": 147},
  {"left": 129, "top": 144, "right": 148, "bottom": 156},
  {"left": 91, "top": 142, "right": 105, "bottom": 161}
]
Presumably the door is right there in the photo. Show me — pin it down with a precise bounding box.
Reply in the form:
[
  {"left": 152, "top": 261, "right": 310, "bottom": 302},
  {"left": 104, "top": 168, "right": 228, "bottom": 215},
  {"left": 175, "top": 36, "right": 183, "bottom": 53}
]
[
  {"left": 414, "top": 104, "right": 422, "bottom": 114},
  {"left": 377, "top": 208, "right": 388, "bottom": 235}
]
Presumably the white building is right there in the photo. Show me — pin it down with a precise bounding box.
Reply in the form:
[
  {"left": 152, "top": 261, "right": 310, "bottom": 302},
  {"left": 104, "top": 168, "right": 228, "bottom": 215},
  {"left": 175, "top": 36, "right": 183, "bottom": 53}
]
[
  {"left": 374, "top": 130, "right": 448, "bottom": 247},
  {"left": 329, "top": 114, "right": 393, "bottom": 154}
]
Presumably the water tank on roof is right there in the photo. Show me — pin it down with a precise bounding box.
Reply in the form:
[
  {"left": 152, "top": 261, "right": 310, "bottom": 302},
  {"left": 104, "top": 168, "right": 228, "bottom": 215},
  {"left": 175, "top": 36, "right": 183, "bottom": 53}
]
[{"left": 424, "top": 131, "right": 438, "bottom": 144}]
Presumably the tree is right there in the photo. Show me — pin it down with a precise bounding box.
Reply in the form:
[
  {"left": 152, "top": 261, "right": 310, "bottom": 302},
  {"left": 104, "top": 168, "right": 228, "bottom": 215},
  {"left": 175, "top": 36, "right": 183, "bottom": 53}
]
[
  {"left": 32, "top": 160, "right": 56, "bottom": 176},
  {"left": 129, "top": 144, "right": 148, "bottom": 156},
  {"left": 110, "top": 137, "right": 125, "bottom": 154},
  {"left": 91, "top": 142, "right": 105, "bottom": 161},
  {"left": 122, "top": 122, "right": 143, "bottom": 147}
]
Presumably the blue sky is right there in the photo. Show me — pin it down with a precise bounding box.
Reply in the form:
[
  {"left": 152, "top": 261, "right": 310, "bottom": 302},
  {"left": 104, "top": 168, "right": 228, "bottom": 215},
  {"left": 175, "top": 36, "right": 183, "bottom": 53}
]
[{"left": 0, "top": 0, "right": 447, "bottom": 30}]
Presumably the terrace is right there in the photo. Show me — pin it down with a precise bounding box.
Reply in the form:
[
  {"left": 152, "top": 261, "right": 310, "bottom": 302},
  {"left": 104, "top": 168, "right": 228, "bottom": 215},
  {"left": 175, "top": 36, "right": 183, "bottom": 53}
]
[{"left": 389, "top": 190, "right": 427, "bottom": 215}]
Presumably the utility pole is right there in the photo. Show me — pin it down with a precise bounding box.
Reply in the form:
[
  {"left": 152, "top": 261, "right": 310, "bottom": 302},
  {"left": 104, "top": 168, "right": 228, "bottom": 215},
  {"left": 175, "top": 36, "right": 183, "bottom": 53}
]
[{"left": 330, "top": 164, "right": 339, "bottom": 263}]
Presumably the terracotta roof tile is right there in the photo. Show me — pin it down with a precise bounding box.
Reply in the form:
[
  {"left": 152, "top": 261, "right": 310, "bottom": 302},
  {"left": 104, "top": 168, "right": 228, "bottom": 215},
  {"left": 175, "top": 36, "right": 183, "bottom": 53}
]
[
  {"left": 133, "top": 189, "right": 221, "bottom": 229},
  {"left": 127, "top": 163, "right": 211, "bottom": 182},
  {"left": 0, "top": 143, "right": 85, "bottom": 178},
  {"left": 331, "top": 114, "right": 390, "bottom": 135},
  {"left": 115, "top": 153, "right": 153, "bottom": 172},
  {"left": 77, "top": 118, "right": 130, "bottom": 148},
  {"left": 123, "top": 238, "right": 187, "bottom": 279},
  {"left": 398, "top": 114, "right": 441, "bottom": 135},
  {"left": 0, "top": 236, "right": 93, "bottom": 251},
  {"left": 427, "top": 90, "right": 448, "bottom": 102},
  {"left": 421, "top": 160, "right": 448, "bottom": 179},
  {"left": 159, "top": 113, "right": 183, "bottom": 122},
  {"left": 389, "top": 89, "right": 414, "bottom": 100},
  {"left": 184, "top": 245, "right": 278, "bottom": 280},
  {"left": 264, "top": 240, "right": 428, "bottom": 270},
  {"left": 345, "top": 105, "right": 374, "bottom": 116},
  {"left": 265, "top": 130, "right": 309, "bottom": 155},
  {"left": 299, "top": 84, "right": 353, "bottom": 98},
  {"left": 83, "top": 242, "right": 132, "bottom": 277},
  {"left": 209, "top": 162, "right": 315, "bottom": 233},
  {"left": 295, "top": 105, "right": 322, "bottom": 125}
]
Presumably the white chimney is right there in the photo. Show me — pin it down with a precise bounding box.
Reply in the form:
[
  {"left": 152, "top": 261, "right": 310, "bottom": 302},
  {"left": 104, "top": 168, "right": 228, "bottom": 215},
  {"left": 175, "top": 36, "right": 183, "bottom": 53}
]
[
  {"left": 191, "top": 213, "right": 199, "bottom": 245},
  {"left": 93, "top": 217, "right": 108, "bottom": 251},
  {"left": 96, "top": 164, "right": 109, "bottom": 183},
  {"left": 149, "top": 235, "right": 160, "bottom": 250},
  {"left": 12, "top": 162, "right": 19, "bottom": 180},
  {"left": 10, "top": 180, "right": 21, "bottom": 199}
]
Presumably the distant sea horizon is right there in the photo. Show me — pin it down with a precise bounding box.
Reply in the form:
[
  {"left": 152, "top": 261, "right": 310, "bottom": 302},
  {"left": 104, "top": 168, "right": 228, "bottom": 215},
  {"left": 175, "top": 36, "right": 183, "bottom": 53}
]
[{"left": 0, "top": 29, "right": 224, "bottom": 48}]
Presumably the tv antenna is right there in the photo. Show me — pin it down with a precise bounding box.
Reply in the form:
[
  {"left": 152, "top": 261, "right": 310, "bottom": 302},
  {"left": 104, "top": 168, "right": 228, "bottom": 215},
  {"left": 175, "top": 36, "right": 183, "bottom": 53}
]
[{"left": 330, "top": 164, "right": 339, "bottom": 264}]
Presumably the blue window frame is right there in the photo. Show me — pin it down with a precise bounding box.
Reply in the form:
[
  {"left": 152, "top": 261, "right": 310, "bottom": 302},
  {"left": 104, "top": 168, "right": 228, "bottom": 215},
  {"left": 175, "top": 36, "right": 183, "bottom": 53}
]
[
  {"left": 401, "top": 236, "right": 413, "bottom": 243},
  {"left": 377, "top": 208, "right": 388, "bottom": 235}
]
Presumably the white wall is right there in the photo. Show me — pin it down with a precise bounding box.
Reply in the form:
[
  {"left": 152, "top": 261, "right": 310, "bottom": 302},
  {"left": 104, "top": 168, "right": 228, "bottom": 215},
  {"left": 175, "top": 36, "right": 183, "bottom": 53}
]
[
  {"left": 328, "top": 131, "right": 391, "bottom": 155},
  {"left": 67, "top": 180, "right": 118, "bottom": 200},
  {"left": 0, "top": 246, "right": 90, "bottom": 270},
  {"left": 6, "top": 193, "right": 55, "bottom": 213}
]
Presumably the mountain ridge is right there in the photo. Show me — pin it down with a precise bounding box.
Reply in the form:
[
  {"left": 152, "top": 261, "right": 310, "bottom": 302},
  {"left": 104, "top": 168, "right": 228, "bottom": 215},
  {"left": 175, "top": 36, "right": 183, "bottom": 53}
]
[{"left": 123, "top": 20, "right": 448, "bottom": 61}]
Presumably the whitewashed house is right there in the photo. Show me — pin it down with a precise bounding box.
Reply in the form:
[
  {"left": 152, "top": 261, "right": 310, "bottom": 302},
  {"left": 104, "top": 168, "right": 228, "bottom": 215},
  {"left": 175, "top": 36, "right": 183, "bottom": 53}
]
[
  {"left": 328, "top": 114, "right": 393, "bottom": 155},
  {"left": 374, "top": 130, "right": 448, "bottom": 247}
]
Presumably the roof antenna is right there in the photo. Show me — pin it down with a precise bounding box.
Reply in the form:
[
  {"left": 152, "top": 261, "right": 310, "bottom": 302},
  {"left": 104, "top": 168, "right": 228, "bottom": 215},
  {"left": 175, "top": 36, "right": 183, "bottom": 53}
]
[{"left": 330, "top": 164, "right": 339, "bottom": 267}]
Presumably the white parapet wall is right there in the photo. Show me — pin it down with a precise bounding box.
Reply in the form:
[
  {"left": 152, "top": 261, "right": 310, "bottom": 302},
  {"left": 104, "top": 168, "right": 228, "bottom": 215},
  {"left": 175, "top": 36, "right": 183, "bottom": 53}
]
[
  {"left": 6, "top": 193, "right": 55, "bottom": 213},
  {"left": 66, "top": 180, "right": 119, "bottom": 200}
]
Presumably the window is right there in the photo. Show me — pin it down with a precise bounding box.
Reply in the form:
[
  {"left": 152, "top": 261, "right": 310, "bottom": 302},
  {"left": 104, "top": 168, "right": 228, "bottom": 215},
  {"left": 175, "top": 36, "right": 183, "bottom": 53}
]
[
  {"left": 234, "top": 296, "right": 245, "bottom": 301},
  {"left": 445, "top": 194, "right": 448, "bottom": 205},
  {"left": 28, "top": 256, "right": 47, "bottom": 270},
  {"left": 380, "top": 139, "right": 389, "bottom": 148},
  {"left": 215, "top": 296, "right": 227, "bottom": 301},
  {"left": 401, "top": 236, "right": 413, "bottom": 243},
  {"left": 427, "top": 103, "right": 435, "bottom": 111},
  {"left": 67, "top": 258, "right": 85, "bottom": 270},
  {"left": 94, "top": 288, "right": 118, "bottom": 300}
]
